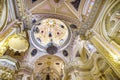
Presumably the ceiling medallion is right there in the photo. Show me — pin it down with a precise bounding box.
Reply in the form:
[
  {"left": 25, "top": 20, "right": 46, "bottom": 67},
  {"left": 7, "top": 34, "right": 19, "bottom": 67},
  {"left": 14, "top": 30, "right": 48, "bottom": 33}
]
[
  {"left": 54, "top": 0, "right": 60, "bottom": 3},
  {"left": 46, "top": 43, "right": 58, "bottom": 54},
  {"left": 30, "top": 18, "right": 71, "bottom": 54},
  {"left": 49, "top": 0, "right": 65, "bottom": 8}
]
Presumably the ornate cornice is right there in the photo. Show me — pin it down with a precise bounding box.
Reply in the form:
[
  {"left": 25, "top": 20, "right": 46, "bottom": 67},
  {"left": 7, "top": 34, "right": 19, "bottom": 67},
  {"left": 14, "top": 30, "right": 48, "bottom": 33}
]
[{"left": 32, "top": 13, "right": 81, "bottom": 28}]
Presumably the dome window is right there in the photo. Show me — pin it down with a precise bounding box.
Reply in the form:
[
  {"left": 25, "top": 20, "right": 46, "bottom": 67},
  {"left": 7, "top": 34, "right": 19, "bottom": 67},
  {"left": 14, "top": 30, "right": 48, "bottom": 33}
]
[{"left": 31, "top": 49, "right": 37, "bottom": 56}]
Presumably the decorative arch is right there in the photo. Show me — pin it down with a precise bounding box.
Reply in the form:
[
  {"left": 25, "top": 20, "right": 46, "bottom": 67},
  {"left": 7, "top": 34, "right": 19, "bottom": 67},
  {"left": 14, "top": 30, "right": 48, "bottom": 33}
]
[
  {"left": 34, "top": 55, "right": 65, "bottom": 80},
  {"left": 100, "top": 1, "right": 120, "bottom": 47}
]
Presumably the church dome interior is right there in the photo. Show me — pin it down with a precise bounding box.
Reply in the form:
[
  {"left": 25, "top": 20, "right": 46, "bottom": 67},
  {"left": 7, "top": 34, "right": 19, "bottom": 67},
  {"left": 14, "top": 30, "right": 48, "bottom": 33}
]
[{"left": 0, "top": 0, "right": 120, "bottom": 80}]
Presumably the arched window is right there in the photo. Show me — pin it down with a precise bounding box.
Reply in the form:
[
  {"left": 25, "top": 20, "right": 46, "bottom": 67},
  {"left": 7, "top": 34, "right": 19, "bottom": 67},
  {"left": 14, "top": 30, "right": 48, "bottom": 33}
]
[{"left": 82, "top": 0, "right": 96, "bottom": 16}]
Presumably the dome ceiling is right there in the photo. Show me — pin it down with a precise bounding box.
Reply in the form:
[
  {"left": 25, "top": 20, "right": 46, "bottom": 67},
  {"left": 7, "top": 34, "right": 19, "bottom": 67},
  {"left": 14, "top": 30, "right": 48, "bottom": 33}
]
[
  {"left": 30, "top": 18, "right": 71, "bottom": 53},
  {"left": 34, "top": 55, "right": 64, "bottom": 80},
  {"left": 34, "top": 18, "right": 68, "bottom": 47},
  {"left": 0, "top": 0, "right": 118, "bottom": 80}
]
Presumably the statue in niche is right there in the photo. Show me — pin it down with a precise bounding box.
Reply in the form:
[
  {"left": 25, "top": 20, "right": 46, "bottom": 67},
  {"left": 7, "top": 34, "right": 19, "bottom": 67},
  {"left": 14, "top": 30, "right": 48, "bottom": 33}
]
[
  {"left": 110, "top": 10, "right": 120, "bottom": 23},
  {"left": 108, "top": 10, "right": 120, "bottom": 45}
]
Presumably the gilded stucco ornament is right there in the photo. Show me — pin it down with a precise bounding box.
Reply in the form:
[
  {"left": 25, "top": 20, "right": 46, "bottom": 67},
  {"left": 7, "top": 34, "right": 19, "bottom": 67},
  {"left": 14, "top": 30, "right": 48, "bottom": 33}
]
[
  {"left": 8, "top": 34, "right": 29, "bottom": 53},
  {"left": 34, "top": 55, "right": 64, "bottom": 80},
  {"left": 0, "top": 68, "right": 14, "bottom": 80},
  {"left": 102, "top": 2, "right": 120, "bottom": 46},
  {"left": 0, "top": 0, "right": 8, "bottom": 31},
  {"left": 0, "top": 56, "right": 19, "bottom": 80},
  {"left": 79, "top": 0, "right": 103, "bottom": 37},
  {"left": 85, "top": 29, "right": 95, "bottom": 40},
  {"left": 110, "top": 11, "right": 120, "bottom": 23},
  {"left": 108, "top": 11, "right": 120, "bottom": 45}
]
